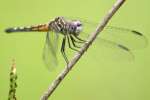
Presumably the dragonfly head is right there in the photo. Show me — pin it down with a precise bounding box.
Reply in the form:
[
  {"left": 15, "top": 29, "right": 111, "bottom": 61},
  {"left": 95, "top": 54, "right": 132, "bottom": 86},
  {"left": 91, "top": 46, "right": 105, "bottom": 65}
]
[{"left": 71, "top": 20, "right": 83, "bottom": 36}]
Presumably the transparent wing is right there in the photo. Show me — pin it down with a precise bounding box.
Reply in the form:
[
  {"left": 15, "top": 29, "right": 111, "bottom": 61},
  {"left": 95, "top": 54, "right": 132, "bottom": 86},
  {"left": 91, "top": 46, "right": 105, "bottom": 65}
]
[
  {"left": 76, "top": 18, "right": 148, "bottom": 50},
  {"left": 65, "top": 17, "right": 148, "bottom": 61},
  {"left": 94, "top": 37, "right": 134, "bottom": 61},
  {"left": 100, "top": 26, "right": 148, "bottom": 50},
  {"left": 43, "top": 31, "right": 59, "bottom": 71}
]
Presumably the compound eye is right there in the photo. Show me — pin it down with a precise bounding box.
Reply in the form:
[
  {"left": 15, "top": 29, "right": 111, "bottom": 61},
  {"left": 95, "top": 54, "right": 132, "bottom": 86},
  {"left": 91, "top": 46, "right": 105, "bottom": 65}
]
[{"left": 77, "top": 23, "right": 82, "bottom": 27}]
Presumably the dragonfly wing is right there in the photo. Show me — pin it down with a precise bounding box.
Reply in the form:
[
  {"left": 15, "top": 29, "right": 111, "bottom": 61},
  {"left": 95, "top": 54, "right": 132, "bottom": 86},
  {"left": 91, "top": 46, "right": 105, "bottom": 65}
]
[
  {"left": 43, "top": 31, "right": 59, "bottom": 71},
  {"left": 68, "top": 17, "right": 148, "bottom": 50},
  {"left": 82, "top": 23, "right": 148, "bottom": 50},
  {"left": 94, "top": 37, "right": 134, "bottom": 61},
  {"left": 63, "top": 17, "right": 148, "bottom": 61},
  {"left": 101, "top": 26, "right": 148, "bottom": 50}
]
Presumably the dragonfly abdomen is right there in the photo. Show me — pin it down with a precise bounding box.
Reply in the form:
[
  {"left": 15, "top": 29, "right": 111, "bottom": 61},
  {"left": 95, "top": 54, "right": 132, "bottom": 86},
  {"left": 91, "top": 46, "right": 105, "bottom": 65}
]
[{"left": 5, "top": 24, "right": 49, "bottom": 33}]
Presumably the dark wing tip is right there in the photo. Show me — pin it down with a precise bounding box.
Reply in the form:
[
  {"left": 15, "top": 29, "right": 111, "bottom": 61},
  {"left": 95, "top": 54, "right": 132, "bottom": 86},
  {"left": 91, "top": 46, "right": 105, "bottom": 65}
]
[
  {"left": 132, "top": 30, "right": 148, "bottom": 48},
  {"left": 117, "top": 44, "right": 130, "bottom": 52},
  {"left": 5, "top": 28, "right": 13, "bottom": 33},
  {"left": 132, "top": 30, "right": 143, "bottom": 36}
]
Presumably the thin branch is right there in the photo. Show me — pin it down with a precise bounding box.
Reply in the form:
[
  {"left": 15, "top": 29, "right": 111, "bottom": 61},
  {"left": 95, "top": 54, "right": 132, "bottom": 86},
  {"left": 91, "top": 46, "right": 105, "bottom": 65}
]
[{"left": 40, "top": 0, "right": 126, "bottom": 99}]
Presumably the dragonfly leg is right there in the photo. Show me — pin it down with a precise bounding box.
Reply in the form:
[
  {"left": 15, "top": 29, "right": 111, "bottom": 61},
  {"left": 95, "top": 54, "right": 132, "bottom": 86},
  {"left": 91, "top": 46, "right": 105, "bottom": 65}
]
[
  {"left": 70, "top": 35, "right": 84, "bottom": 43},
  {"left": 67, "top": 35, "right": 80, "bottom": 51},
  {"left": 73, "top": 35, "right": 86, "bottom": 42},
  {"left": 69, "top": 35, "right": 81, "bottom": 48},
  {"left": 61, "top": 36, "right": 69, "bottom": 64}
]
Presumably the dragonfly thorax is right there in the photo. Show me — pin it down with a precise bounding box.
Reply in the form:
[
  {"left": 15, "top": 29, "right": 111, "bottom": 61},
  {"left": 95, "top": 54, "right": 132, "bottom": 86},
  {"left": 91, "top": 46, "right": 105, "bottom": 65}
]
[{"left": 50, "top": 17, "right": 83, "bottom": 36}]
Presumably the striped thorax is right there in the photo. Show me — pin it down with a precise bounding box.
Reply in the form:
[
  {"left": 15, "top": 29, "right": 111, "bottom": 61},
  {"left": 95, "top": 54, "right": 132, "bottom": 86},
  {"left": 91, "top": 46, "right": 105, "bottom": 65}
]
[{"left": 49, "top": 17, "right": 83, "bottom": 36}]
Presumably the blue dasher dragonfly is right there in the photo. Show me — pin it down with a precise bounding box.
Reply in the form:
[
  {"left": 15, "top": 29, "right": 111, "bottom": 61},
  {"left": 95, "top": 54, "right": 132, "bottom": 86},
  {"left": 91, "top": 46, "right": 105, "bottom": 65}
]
[{"left": 5, "top": 16, "right": 148, "bottom": 70}]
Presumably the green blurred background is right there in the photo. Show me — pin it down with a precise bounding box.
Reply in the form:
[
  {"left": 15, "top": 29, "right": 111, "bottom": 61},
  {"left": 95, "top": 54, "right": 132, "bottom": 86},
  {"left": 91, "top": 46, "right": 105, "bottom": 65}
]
[{"left": 0, "top": 0, "right": 150, "bottom": 100}]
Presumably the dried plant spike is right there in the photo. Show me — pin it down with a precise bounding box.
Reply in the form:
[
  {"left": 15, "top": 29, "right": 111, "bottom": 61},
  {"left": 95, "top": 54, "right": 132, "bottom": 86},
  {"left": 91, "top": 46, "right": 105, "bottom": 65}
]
[{"left": 8, "top": 59, "right": 17, "bottom": 100}]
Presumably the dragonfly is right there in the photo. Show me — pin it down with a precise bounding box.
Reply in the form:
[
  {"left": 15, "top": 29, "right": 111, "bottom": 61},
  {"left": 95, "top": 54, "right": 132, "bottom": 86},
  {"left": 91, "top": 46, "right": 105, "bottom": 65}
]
[{"left": 5, "top": 16, "right": 148, "bottom": 70}]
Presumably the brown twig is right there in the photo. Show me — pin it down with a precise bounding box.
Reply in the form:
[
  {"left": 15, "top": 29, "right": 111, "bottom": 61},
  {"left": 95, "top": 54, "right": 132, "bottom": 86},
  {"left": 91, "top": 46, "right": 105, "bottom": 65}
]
[{"left": 40, "top": 0, "right": 126, "bottom": 99}]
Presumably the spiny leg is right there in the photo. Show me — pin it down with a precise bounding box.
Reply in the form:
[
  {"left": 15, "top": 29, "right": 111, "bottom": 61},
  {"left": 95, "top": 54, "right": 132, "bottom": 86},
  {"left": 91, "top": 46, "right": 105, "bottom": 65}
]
[
  {"left": 73, "top": 35, "right": 86, "bottom": 42},
  {"left": 69, "top": 35, "right": 81, "bottom": 48},
  {"left": 67, "top": 35, "right": 80, "bottom": 51},
  {"left": 61, "top": 36, "right": 69, "bottom": 64},
  {"left": 70, "top": 35, "right": 84, "bottom": 43}
]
